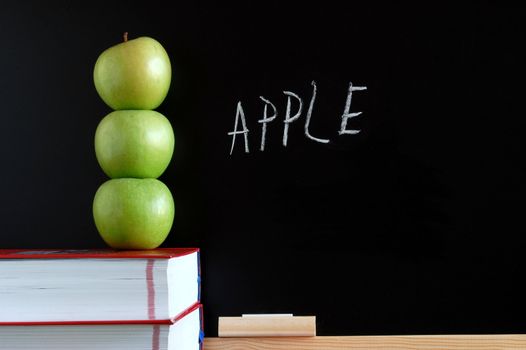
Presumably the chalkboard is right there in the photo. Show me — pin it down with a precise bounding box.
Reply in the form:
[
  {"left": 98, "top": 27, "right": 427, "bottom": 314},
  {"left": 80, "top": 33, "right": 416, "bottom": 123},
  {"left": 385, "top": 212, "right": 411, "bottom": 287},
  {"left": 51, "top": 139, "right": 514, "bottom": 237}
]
[{"left": 1, "top": 1, "right": 525, "bottom": 336}]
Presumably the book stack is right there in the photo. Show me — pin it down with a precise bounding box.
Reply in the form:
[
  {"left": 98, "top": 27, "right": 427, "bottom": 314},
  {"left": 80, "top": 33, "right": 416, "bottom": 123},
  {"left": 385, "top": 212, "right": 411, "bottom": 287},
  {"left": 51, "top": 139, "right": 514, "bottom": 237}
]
[{"left": 0, "top": 248, "right": 202, "bottom": 350}]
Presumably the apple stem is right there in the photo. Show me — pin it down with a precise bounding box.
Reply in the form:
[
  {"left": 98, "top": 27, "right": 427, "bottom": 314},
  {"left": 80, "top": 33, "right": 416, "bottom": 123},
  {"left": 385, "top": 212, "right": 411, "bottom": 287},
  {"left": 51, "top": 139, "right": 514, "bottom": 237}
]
[{"left": 123, "top": 32, "right": 128, "bottom": 42}]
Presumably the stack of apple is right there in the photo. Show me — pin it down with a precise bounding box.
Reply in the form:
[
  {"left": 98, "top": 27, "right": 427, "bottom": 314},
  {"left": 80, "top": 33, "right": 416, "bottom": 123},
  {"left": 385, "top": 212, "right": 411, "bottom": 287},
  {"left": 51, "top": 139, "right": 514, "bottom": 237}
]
[{"left": 92, "top": 34, "right": 175, "bottom": 249}]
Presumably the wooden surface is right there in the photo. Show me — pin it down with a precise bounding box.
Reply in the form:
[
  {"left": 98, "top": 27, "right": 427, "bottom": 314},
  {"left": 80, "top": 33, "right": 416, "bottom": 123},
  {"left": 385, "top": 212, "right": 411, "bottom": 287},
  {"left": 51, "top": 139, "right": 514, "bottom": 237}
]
[{"left": 204, "top": 335, "right": 526, "bottom": 349}]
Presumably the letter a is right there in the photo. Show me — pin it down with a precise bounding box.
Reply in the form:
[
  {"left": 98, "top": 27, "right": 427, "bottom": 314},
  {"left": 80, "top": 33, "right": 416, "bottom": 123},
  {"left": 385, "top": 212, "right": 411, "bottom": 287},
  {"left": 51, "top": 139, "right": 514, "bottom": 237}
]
[{"left": 228, "top": 101, "right": 250, "bottom": 155}]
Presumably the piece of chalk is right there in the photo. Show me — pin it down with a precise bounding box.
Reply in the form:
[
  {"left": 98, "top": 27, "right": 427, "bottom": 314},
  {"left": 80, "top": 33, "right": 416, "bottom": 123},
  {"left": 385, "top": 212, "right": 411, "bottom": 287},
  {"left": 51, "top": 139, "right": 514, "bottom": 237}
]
[{"left": 218, "top": 314, "right": 316, "bottom": 337}]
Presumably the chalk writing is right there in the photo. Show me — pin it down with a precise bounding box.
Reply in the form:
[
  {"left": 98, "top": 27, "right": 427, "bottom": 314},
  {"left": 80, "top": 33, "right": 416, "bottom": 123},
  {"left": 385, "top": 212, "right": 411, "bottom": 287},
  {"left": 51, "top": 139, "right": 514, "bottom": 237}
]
[
  {"left": 339, "top": 82, "right": 367, "bottom": 135},
  {"left": 258, "top": 96, "right": 277, "bottom": 151},
  {"left": 228, "top": 101, "right": 250, "bottom": 155},
  {"left": 305, "top": 81, "right": 329, "bottom": 144},
  {"left": 282, "top": 91, "right": 303, "bottom": 147},
  {"left": 229, "top": 81, "right": 366, "bottom": 154}
]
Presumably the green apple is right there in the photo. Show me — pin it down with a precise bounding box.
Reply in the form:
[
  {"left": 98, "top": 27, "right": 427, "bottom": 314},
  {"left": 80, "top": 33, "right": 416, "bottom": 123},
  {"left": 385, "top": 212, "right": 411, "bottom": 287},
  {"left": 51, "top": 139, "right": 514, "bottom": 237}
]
[
  {"left": 93, "top": 36, "right": 172, "bottom": 110},
  {"left": 95, "top": 110, "right": 174, "bottom": 178},
  {"left": 93, "top": 178, "right": 174, "bottom": 249}
]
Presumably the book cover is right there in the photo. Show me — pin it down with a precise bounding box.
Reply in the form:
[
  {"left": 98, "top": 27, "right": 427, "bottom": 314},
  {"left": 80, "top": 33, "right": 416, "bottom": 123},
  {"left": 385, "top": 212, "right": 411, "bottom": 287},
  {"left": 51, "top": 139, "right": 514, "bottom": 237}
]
[
  {"left": 0, "top": 303, "right": 204, "bottom": 350},
  {"left": 0, "top": 247, "right": 199, "bottom": 259}
]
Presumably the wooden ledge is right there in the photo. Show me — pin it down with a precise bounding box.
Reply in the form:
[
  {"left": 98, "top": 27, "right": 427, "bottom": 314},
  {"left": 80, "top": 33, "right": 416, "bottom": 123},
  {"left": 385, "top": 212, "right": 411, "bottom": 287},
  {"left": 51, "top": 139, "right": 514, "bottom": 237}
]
[{"left": 204, "top": 334, "right": 526, "bottom": 349}]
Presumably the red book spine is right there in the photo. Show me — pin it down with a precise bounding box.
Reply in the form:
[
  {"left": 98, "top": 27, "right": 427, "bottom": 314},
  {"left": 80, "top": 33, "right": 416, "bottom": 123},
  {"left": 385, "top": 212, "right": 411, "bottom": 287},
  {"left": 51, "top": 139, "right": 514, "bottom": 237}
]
[
  {"left": 0, "top": 303, "right": 203, "bottom": 326},
  {"left": 0, "top": 247, "right": 199, "bottom": 259}
]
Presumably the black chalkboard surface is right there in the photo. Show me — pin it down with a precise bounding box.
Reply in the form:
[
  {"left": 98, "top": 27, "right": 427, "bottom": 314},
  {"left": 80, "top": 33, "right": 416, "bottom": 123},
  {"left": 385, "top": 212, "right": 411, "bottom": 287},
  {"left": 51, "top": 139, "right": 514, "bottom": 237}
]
[{"left": 1, "top": 1, "right": 525, "bottom": 336}]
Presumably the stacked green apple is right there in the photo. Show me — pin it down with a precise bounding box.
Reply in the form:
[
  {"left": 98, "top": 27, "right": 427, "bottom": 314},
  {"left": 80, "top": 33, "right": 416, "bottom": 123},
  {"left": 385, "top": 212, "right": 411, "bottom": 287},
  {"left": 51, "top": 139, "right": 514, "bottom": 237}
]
[{"left": 92, "top": 34, "right": 175, "bottom": 249}]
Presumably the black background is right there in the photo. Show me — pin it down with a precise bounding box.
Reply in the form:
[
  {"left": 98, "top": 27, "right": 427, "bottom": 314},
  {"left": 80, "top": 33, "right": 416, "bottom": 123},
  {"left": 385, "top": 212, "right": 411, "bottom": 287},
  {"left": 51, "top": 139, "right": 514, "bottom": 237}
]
[{"left": 1, "top": 1, "right": 525, "bottom": 336}]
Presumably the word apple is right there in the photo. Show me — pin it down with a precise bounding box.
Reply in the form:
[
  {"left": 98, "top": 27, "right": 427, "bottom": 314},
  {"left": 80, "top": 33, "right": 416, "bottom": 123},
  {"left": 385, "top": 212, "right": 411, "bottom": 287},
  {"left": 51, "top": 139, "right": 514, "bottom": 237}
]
[
  {"left": 228, "top": 81, "right": 367, "bottom": 154},
  {"left": 95, "top": 110, "right": 174, "bottom": 178},
  {"left": 93, "top": 178, "right": 175, "bottom": 249},
  {"left": 93, "top": 35, "right": 172, "bottom": 110}
]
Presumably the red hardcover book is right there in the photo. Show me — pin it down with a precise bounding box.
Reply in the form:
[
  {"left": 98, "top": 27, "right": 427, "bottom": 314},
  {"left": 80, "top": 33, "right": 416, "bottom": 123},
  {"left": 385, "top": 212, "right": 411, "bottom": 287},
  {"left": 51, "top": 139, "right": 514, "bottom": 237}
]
[
  {"left": 0, "top": 247, "right": 198, "bottom": 259},
  {"left": 0, "top": 248, "right": 201, "bottom": 323},
  {"left": 0, "top": 302, "right": 204, "bottom": 350}
]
